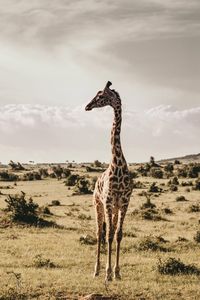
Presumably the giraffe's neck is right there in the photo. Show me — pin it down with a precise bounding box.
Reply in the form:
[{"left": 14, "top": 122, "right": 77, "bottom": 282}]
[{"left": 111, "top": 104, "right": 125, "bottom": 166}]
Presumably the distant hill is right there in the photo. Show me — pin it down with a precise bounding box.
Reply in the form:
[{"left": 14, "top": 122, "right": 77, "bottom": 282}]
[{"left": 158, "top": 153, "right": 200, "bottom": 163}]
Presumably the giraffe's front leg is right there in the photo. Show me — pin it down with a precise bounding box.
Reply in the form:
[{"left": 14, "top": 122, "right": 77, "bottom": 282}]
[
  {"left": 105, "top": 204, "right": 114, "bottom": 282},
  {"left": 94, "top": 201, "right": 104, "bottom": 277},
  {"left": 114, "top": 205, "right": 128, "bottom": 280}
]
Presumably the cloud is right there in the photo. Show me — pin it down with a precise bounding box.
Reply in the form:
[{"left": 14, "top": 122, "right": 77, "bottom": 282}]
[
  {"left": 0, "top": 0, "right": 200, "bottom": 50},
  {"left": 0, "top": 104, "right": 199, "bottom": 163}
]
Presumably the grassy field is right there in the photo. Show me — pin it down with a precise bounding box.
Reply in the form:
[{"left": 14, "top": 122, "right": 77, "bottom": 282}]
[{"left": 0, "top": 162, "right": 200, "bottom": 300}]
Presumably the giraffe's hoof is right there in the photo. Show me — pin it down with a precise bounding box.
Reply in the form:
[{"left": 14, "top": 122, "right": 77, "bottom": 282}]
[
  {"left": 93, "top": 271, "right": 99, "bottom": 278},
  {"left": 114, "top": 272, "right": 121, "bottom": 280},
  {"left": 105, "top": 273, "right": 113, "bottom": 282}
]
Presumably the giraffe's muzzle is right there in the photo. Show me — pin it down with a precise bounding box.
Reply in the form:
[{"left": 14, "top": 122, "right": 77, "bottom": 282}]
[{"left": 85, "top": 104, "right": 92, "bottom": 111}]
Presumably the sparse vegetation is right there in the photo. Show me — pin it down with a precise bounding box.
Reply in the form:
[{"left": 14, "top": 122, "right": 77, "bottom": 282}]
[
  {"left": 64, "top": 174, "right": 79, "bottom": 186},
  {"left": 188, "top": 203, "right": 200, "bottom": 212},
  {"left": 73, "top": 177, "right": 92, "bottom": 195},
  {"left": 33, "top": 254, "right": 56, "bottom": 268},
  {"left": 176, "top": 195, "right": 187, "bottom": 202},
  {"left": 157, "top": 257, "right": 200, "bottom": 275},
  {"left": 0, "top": 159, "right": 199, "bottom": 299},
  {"left": 4, "top": 192, "right": 39, "bottom": 223},
  {"left": 0, "top": 171, "right": 19, "bottom": 182},
  {"left": 137, "top": 236, "right": 170, "bottom": 252},
  {"left": 150, "top": 167, "right": 163, "bottom": 179},
  {"left": 194, "top": 231, "right": 200, "bottom": 243},
  {"left": 9, "top": 160, "right": 25, "bottom": 171},
  {"left": 49, "top": 200, "right": 61, "bottom": 206}
]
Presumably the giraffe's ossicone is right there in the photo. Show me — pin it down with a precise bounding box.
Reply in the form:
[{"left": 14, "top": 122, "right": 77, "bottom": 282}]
[{"left": 85, "top": 81, "right": 133, "bottom": 281}]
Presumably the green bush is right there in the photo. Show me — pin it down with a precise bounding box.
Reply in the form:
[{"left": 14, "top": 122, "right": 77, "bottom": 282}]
[
  {"left": 138, "top": 236, "right": 169, "bottom": 252},
  {"left": 62, "top": 168, "right": 71, "bottom": 178},
  {"left": 74, "top": 177, "right": 92, "bottom": 195},
  {"left": 188, "top": 204, "right": 200, "bottom": 213},
  {"left": 177, "top": 167, "right": 187, "bottom": 178},
  {"left": 52, "top": 165, "right": 63, "bottom": 179},
  {"left": 33, "top": 254, "right": 56, "bottom": 268},
  {"left": 150, "top": 167, "right": 163, "bottom": 179},
  {"left": 129, "top": 170, "right": 138, "bottom": 179},
  {"left": 187, "top": 164, "right": 200, "bottom": 178},
  {"left": 148, "top": 182, "right": 161, "bottom": 193},
  {"left": 93, "top": 160, "right": 102, "bottom": 168},
  {"left": 194, "top": 179, "right": 200, "bottom": 190},
  {"left": 5, "top": 192, "right": 38, "bottom": 223},
  {"left": 157, "top": 257, "right": 200, "bottom": 275},
  {"left": 22, "top": 172, "right": 41, "bottom": 181},
  {"left": 164, "top": 163, "right": 174, "bottom": 173},
  {"left": 176, "top": 195, "right": 187, "bottom": 202},
  {"left": 40, "top": 206, "right": 52, "bottom": 215},
  {"left": 194, "top": 231, "right": 200, "bottom": 243},
  {"left": 39, "top": 168, "right": 49, "bottom": 178},
  {"left": 64, "top": 174, "right": 79, "bottom": 186},
  {"left": 170, "top": 185, "right": 178, "bottom": 192},
  {"left": 168, "top": 176, "right": 179, "bottom": 186},
  {"left": 0, "top": 171, "right": 18, "bottom": 182},
  {"left": 50, "top": 200, "right": 61, "bottom": 206}
]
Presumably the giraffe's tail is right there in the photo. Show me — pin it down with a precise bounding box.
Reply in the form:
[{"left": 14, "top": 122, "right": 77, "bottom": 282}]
[{"left": 101, "top": 221, "right": 106, "bottom": 245}]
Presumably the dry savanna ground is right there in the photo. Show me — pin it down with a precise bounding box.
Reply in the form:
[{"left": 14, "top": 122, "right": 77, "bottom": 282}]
[{"left": 0, "top": 160, "right": 200, "bottom": 300}]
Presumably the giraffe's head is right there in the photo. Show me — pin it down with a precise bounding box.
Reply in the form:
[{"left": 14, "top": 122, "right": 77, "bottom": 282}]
[{"left": 85, "top": 81, "right": 121, "bottom": 111}]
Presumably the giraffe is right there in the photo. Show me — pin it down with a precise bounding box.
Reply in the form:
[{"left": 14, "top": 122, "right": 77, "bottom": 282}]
[{"left": 85, "top": 81, "right": 133, "bottom": 281}]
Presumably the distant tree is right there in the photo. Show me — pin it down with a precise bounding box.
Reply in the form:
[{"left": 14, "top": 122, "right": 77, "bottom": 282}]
[{"left": 93, "top": 160, "right": 102, "bottom": 168}]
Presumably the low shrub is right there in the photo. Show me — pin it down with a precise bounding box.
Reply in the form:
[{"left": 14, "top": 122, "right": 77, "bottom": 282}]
[
  {"left": 5, "top": 192, "right": 38, "bottom": 223},
  {"left": 170, "top": 185, "right": 178, "bottom": 192},
  {"left": 148, "top": 182, "right": 161, "bottom": 193},
  {"left": 164, "top": 163, "right": 174, "bottom": 173},
  {"left": 140, "top": 192, "right": 156, "bottom": 209},
  {"left": 129, "top": 170, "right": 138, "bottom": 179},
  {"left": 64, "top": 174, "right": 79, "bottom": 186},
  {"left": 181, "top": 181, "right": 193, "bottom": 186},
  {"left": 137, "top": 236, "right": 169, "bottom": 252},
  {"left": 132, "top": 208, "right": 165, "bottom": 221},
  {"left": 49, "top": 200, "right": 61, "bottom": 206},
  {"left": 38, "top": 168, "right": 49, "bottom": 178},
  {"left": 33, "top": 254, "right": 56, "bottom": 268},
  {"left": 193, "top": 179, "right": 200, "bottom": 190},
  {"left": 0, "top": 171, "right": 19, "bottom": 182},
  {"left": 157, "top": 257, "right": 200, "bottom": 275},
  {"left": 188, "top": 204, "right": 200, "bottom": 213},
  {"left": 132, "top": 180, "right": 145, "bottom": 189},
  {"left": 22, "top": 172, "right": 42, "bottom": 181},
  {"left": 168, "top": 176, "right": 179, "bottom": 186},
  {"left": 40, "top": 206, "right": 52, "bottom": 215},
  {"left": 176, "top": 195, "right": 187, "bottom": 202},
  {"left": 74, "top": 177, "right": 92, "bottom": 195},
  {"left": 177, "top": 168, "right": 187, "bottom": 178},
  {"left": 79, "top": 234, "right": 96, "bottom": 245},
  {"left": 150, "top": 167, "right": 163, "bottom": 179},
  {"left": 78, "top": 213, "right": 92, "bottom": 220},
  {"left": 194, "top": 231, "right": 200, "bottom": 243},
  {"left": 188, "top": 164, "right": 200, "bottom": 178},
  {"left": 162, "top": 207, "right": 173, "bottom": 214}
]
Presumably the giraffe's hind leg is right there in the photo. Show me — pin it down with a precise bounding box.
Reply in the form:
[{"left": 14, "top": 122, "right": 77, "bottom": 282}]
[
  {"left": 114, "top": 204, "right": 128, "bottom": 280},
  {"left": 94, "top": 199, "right": 104, "bottom": 277}
]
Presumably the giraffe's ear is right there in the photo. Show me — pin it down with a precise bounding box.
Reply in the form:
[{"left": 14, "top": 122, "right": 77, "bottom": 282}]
[{"left": 105, "top": 81, "right": 112, "bottom": 89}]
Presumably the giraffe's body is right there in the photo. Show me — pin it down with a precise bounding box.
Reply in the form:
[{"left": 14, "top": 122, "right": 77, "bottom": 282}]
[{"left": 85, "top": 81, "right": 133, "bottom": 281}]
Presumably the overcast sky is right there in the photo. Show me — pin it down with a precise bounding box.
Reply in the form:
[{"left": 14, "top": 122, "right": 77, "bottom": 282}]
[{"left": 0, "top": 0, "right": 199, "bottom": 163}]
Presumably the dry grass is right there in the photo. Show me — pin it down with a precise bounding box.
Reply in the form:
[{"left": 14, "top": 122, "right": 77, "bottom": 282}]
[{"left": 0, "top": 163, "right": 200, "bottom": 299}]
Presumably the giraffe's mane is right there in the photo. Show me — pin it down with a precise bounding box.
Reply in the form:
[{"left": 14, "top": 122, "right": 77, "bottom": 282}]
[{"left": 111, "top": 89, "right": 120, "bottom": 99}]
